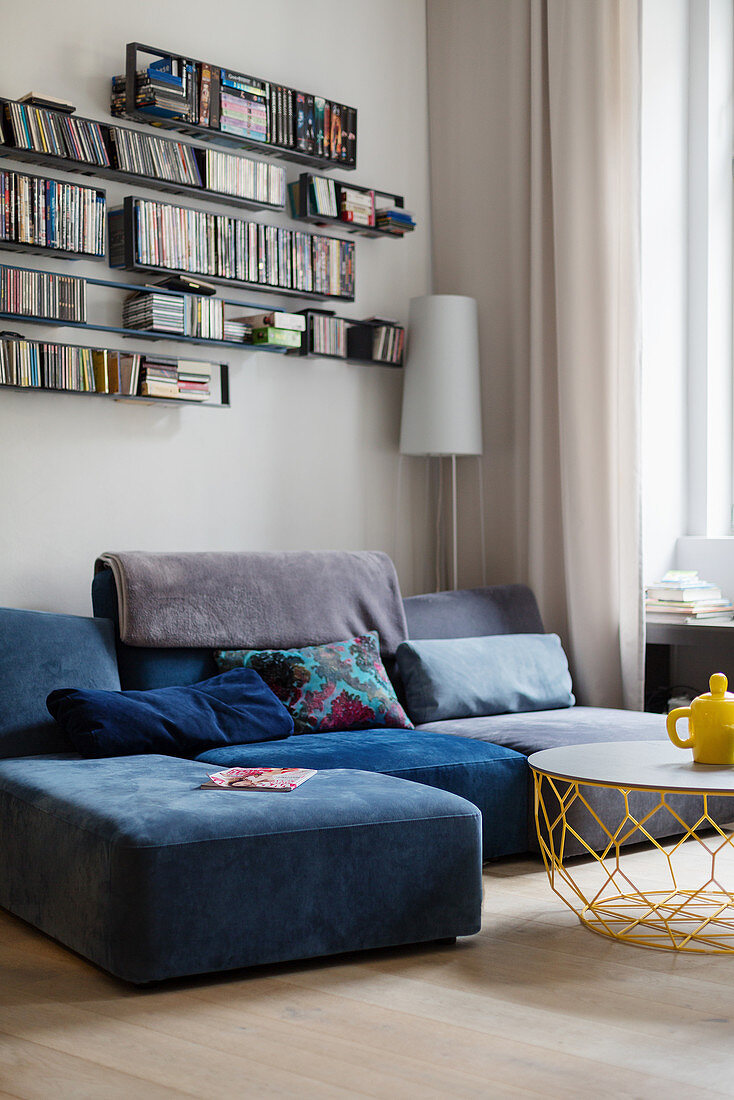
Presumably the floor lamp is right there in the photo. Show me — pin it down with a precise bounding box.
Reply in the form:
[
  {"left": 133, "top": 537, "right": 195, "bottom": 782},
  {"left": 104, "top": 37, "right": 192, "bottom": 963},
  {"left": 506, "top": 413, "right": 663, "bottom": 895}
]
[{"left": 399, "top": 294, "right": 484, "bottom": 590}]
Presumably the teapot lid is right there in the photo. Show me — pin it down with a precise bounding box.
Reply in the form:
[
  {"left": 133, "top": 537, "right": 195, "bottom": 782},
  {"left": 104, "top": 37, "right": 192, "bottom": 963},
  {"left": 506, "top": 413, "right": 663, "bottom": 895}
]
[{"left": 704, "top": 672, "right": 732, "bottom": 700}]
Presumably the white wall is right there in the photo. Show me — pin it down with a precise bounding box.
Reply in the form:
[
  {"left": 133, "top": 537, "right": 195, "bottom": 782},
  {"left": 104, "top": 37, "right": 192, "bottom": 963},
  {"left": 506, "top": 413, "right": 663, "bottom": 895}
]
[{"left": 0, "top": 0, "right": 432, "bottom": 614}]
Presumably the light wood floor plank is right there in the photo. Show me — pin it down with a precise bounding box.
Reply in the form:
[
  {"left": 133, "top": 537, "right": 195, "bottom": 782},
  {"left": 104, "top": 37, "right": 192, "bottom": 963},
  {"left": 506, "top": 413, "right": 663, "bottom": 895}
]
[{"left": 3, "top": 844, "right": 734, "bottom": 1098}]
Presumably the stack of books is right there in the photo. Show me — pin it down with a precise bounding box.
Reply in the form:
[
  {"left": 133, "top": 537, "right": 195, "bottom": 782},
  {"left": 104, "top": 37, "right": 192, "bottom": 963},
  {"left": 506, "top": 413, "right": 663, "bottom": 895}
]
[
  {"left": 139, "top": 355, "right": 180, "bottom": 398},
  {"left": 645, "top": 572, "right": 734, "bottom": 623},
  {"left": 340, "top": 187, "right": 374, "bottom": 227},
  {"left": 176, "top": 359, "right": 211, "bottom": 401},
  {"left": 376, "top": 206, "right": 416, "bottom": 235},
  {"left": 123, "top": 292, "right": 186, "bottom": 335},
  {"left": 241, "top": 310, "right": 305, "bottom": 349}
]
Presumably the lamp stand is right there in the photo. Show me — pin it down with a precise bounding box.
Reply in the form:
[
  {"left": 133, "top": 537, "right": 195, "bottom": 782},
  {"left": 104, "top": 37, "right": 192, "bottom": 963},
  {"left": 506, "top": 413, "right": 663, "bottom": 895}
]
[{"left": 451, "top": 454, "right": 458, "bottom": 590}]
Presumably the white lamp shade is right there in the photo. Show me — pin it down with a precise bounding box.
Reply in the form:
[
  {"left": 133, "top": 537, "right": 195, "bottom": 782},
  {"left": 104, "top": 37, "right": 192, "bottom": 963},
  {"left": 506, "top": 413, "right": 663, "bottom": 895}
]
[{"left": 399, "top": 294, "right": 483, "bottom": 456}]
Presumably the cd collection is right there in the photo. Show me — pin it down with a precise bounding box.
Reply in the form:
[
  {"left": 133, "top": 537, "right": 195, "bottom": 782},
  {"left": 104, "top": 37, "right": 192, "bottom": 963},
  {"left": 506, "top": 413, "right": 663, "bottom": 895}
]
[
  {"left": 4, "top": 101, "right": 110, "bottom": 168},
  {"left": 0, "top": 170, "right": 105, "bottom": 255},
  {"left": 114, "top": 197, "right": 354, "bottom": 298},
  {"left": 0, "top": 265, "right": 86, "bottom": 322}
]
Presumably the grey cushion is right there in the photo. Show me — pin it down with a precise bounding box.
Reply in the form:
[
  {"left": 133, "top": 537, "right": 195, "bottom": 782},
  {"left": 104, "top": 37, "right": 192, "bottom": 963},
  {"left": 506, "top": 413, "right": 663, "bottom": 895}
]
[
  {"left": 0, "top": 607, "right": 120, "bottom": 758},
  {"left": 416, "top": 706, "right": 668, "bottom": 754},
  {"left": 396, "top": 634, "right": 574, "bottom": 724},
  {"left": 403, "top": 584, "right": 544, "bottom": 640}
]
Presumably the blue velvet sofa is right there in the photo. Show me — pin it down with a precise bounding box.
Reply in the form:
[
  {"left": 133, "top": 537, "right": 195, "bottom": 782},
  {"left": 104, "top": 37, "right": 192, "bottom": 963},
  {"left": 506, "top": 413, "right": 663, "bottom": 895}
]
[{"left": 0, "top": 550, "right": 696, "bottom": 984}]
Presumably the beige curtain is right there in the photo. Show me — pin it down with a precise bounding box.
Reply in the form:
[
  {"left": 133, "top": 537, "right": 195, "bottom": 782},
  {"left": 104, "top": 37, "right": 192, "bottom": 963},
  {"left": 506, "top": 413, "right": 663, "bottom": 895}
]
[{"left": 427, "top": 0, "right": 643, "bottom": 709}]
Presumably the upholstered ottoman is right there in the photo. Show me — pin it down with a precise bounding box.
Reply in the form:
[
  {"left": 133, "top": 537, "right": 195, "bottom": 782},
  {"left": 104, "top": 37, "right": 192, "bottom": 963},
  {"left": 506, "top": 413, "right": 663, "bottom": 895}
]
[{"left": 0, "top": 756, "right": 482, "bottom": 983}]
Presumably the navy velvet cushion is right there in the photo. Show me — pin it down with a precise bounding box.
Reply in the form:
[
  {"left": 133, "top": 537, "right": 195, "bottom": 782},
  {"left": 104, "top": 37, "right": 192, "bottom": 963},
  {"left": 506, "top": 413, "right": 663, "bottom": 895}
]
[
  {"left": 395, "top": 634, "right": 575, "bottom": 724},
  {"left": 46, "top": 668, "right": 294, "bottom": 759}
]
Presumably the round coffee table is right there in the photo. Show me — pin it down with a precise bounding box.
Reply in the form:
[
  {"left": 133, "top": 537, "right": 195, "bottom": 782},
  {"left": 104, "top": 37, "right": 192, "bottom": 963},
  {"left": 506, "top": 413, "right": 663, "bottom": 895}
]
[{"left": 529, "top": 740, "right": 734, "bottom": 953}]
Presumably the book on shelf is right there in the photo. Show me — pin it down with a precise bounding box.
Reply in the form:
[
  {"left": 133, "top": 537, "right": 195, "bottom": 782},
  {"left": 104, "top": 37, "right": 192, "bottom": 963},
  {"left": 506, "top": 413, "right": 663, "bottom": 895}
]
[
  {"left": 645, "top": 571, "right": 722, "bottom": 602},
  {"left": 645, "top": 599, "right": 733, "bottom": 615},
  {"left": 236, "top": 310, "right": 306, "bottom": 332},
  {"left": 176, "top": 358, "right": 212, "bottom": 400},
  {"left": 340, "top": 186, "right": 374, "bottom": 227},
  {"left": 251, "top": 326, "right": 302, "bottom": 348},
  {"left": 19, "top": 91, "right": 76, "bottom": 114},
  {"left": 375, "top": 206, "right": 416, "bottom": 234},
  {"left": 92, "top": 348, "right": 120, "bottom": 394},
  {"left": 646, "top": 611, "right": 734, "bottom": 624},
  {"left": 201, "top": 767, "right": 316, "bottom": 791}
]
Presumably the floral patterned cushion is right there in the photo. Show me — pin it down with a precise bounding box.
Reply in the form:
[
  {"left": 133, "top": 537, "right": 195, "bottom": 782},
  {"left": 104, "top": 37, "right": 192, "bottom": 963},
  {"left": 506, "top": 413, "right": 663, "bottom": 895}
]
[{"left": 214, "top": 631, "right": 413, "bottom": 734}]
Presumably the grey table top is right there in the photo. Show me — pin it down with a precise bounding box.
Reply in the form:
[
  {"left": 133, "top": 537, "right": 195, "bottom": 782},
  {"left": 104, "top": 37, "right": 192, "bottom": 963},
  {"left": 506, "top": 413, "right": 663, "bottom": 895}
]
[{"left": 528, "top": 740, "right": 734, "bottom": 794}]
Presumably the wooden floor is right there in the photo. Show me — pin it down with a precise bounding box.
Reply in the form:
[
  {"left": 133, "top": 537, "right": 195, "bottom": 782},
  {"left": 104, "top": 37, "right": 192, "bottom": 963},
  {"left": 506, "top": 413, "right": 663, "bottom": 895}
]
[{"left": 2, "top": 847, "right": 734, "bottom": 1099}]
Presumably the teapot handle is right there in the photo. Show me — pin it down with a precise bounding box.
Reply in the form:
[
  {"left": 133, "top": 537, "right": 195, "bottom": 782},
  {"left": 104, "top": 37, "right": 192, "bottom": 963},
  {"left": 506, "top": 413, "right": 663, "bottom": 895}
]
[{"left": 667, "top": 707, "right": 695, "bottom": 749}]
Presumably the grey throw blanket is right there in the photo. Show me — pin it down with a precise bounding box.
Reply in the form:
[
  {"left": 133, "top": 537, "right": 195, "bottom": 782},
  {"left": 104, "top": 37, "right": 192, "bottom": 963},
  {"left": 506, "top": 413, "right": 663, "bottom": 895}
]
[{"left": 94, "top": 550, "right": 409, "bottom": 659}]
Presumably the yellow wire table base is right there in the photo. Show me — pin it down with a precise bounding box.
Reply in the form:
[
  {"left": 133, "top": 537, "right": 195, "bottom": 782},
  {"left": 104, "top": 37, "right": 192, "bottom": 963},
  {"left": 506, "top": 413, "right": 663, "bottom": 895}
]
[{"left": 531, "top": 751, "right": 734, "bottom": 954}]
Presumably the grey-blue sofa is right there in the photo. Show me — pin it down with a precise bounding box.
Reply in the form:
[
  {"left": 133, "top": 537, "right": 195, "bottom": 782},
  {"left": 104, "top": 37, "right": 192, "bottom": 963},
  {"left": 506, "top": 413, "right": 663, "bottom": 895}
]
[{"left": 0, "top": 549, "right": 678, "bottom": 984}]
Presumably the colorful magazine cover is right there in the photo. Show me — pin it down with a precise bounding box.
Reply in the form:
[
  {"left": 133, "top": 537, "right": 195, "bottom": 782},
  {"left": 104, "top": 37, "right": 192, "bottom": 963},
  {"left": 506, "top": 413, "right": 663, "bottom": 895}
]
[{"left": 201, "top": 767, "right": 316, "bottom": 791}]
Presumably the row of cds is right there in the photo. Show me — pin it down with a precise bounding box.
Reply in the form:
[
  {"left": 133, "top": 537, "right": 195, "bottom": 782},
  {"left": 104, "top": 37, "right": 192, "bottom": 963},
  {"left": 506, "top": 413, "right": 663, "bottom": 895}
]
[
  {"left": 109, "top": 127, "right": 201, "bottom": 187},
  {"left": 122, "top": 291, "right": 185, "bottom": 334},
  {"left": 310, "top": 315, "right": 347, "bottom": 358},
  {"left": 126, "top": 198, "right": 354, "bottom": 298},
  {"left": 1, "top": 98, "right": 286, "bottom": 212},
  {"left": 0, "top": 264, "right": 86, "bottom": 322},
  {"left": 0, "top": 337, "right": 94, "bottom": 390},
  {"left": 4, "top": 102, "right": 110, "bottom": 168},
  {"left": 0, "top": 170, "right": 105, "bottom": 255},
  {"left": 204, "top": 150, "right": 284, "bottom": 207}
]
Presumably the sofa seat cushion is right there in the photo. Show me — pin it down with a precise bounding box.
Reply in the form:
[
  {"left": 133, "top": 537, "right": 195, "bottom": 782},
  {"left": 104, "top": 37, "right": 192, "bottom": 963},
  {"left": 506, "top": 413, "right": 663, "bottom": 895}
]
[
  {"left": 416, "top": 706, "right": 668, "bottom": 755},
  {"left": 198, "top": 729, "right": 529, "bottom": 859},
  {"left": 0, "top": 755, "right": 481, "bottom": 983}
]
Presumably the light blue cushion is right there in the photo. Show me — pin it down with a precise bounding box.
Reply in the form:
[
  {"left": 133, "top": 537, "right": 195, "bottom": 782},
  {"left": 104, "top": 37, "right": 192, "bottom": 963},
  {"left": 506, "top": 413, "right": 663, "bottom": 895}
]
[{"left": 395, "top": 634, "right": 575, "bottom": 724}]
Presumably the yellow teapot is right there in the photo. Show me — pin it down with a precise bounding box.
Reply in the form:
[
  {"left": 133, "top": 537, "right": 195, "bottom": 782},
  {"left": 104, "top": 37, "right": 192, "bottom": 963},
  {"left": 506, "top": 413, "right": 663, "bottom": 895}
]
[{"left": 667, "top": 673, "right": 734, "bottom": 764}]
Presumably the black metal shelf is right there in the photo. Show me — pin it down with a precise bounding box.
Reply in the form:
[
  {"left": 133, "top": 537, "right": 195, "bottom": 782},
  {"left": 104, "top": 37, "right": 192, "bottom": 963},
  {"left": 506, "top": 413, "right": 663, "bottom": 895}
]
[
  {"left": 120, "top": 42, "right": 357, "bottom": 172},
  {"left": 0, "top": 238, "right": 106, "bottom": 263},
  {"left": 289, "top": 174, "right": 412, "bottom": 240},
  {"left": 295, "top": 310, "right": 404, "bottom": 367},
  {"left": 0, "top": 96, "right": 286, "bottom": 214},
  {"left": 109, "top": 197, "right": 355, "bottom": 302}
]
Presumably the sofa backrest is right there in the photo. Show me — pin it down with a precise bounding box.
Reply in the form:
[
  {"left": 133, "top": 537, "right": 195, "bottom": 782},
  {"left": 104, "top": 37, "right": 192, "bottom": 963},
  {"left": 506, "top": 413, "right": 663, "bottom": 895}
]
[
  {"left": 93, "top": 550, "right": 409, "bottom": 691},
  {"left": 0, "top": 606, "right": 120, "bottom": 758},
  {"left": 403, "top": 585, "right": 544, "bottom": 640}
]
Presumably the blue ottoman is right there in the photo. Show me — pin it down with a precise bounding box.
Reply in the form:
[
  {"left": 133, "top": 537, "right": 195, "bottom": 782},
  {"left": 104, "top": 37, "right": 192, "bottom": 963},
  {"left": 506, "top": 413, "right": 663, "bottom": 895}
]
[{"left": 0, "top": 756, "right": 482, "bottom": 983}]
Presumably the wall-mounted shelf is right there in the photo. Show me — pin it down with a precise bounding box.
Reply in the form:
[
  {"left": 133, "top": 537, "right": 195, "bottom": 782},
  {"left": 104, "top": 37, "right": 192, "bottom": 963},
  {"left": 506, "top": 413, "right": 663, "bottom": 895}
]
[
  {"left": 0, "top": 332, "right": 229, "bottom": 407},
  {"left": 109, "top": 196, "right": 356, "bottom": 302},
  {"left": 0, "top": 96, "right": 286, "bottom": 213},
  {"left": 0, "top": 261, "right": 297, "bottom": 353},
  {"left": 114, "top": 43, "right": 357, "bottom": 172},
  {"left": 294, "top": 310, "right": 404, "bottom": 368},
  {"left": 289, "top": 174, "right": 414, "bottom": 240},
  {"left": 0, "top": 166, "right": 106, "bottom": 259}
]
